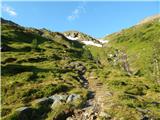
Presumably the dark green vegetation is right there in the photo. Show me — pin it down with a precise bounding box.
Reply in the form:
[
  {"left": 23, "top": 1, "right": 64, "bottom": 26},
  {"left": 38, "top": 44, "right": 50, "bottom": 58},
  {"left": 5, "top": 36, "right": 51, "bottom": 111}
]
[{"left": 1, "top": 15, "right": 160, "bottom": 120}]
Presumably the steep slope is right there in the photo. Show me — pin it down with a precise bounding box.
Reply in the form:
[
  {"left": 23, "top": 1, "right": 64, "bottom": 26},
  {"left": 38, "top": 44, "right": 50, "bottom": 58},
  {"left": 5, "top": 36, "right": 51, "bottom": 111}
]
[
  {"left": 85, "top": 14, "right": 160, "bottom": 119},
  {"left": 104, "top": 14, "right": 160, "bottom": 79},
  {"left": 1, "top": 18, "right": 96, "bottom": 120},
  {"left": 1, "top": 14, "right": 160, "bottom": 120}
]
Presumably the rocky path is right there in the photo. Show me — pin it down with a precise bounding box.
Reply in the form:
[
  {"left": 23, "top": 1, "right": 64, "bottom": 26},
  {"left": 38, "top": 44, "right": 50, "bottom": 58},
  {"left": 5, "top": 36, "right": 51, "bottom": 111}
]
[{"left": 67, "top": 72, "right": 113, "bottom": 120}]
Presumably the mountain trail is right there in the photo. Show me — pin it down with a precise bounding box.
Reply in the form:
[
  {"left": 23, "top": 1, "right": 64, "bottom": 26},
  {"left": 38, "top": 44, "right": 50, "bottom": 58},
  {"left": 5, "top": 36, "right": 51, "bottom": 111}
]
[{"left": 66, "top": 72, "right": 113, "bottom": 120}]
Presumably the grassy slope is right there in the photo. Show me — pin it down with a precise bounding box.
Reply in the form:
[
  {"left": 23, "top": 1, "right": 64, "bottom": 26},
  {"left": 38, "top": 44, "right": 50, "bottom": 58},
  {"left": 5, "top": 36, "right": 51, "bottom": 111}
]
[
  {"left": 105, "top": 18, "right": 160, "bottom": 77},
  {"left": 88, "top": 18, "right": 160, "bottom": 119},
  {"left": 1, "top": 16, "right": 160, "bottom": 120},
  {"left": 1, "top": 19, "right": 95, "bottom": 119}
]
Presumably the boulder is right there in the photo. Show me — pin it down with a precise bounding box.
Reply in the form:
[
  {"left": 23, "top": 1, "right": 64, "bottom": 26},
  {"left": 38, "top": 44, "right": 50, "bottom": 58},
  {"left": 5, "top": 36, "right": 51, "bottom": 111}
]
[
  {"left": 49, "top": 94, "right": 68, "bottom": 102},
  {"left": 34, "top": 97, "right": 52, "bottom": 106},
  {"left": 15, "top": 107, "right": 34, "bottom": 120},
  {"left": 49, "top": 94, "right": 68, "bottom": 109},
  {"left": 66, "top": 94, "right": 81, "bottom": 103},
  {"left": 51, "top": 100, "right": 62, "bottom": 109},
  {"left": 66, "top": 62, "right": 86, "bottom": 75}
]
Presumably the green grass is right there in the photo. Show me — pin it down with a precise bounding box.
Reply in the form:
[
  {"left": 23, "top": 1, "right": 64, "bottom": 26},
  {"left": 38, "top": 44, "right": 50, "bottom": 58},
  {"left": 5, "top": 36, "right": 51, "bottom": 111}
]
[
  {"left": 88, "top": 18, "right": 160, "bottom": 119},
  {"left": 1, "top": 17, "right": 160, "bottom": 120},
  {"left": 1, "top": 19, "right": 93, "bottom": 119}
]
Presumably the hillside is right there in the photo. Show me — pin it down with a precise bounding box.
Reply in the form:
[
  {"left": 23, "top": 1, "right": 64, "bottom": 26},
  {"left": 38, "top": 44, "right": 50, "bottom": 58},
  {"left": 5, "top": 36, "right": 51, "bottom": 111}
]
[
  {"left": 1, "top": 14, "right": 160, "bottom": 120},
  {"left": 87, "top": 14, "right": 160, "bottom": 119},
  {"left": 104, "top": 14, "right": 160, "bottom": 79},
  {"left": 1, "top": 18, "right": 96, "bottom": 120}
]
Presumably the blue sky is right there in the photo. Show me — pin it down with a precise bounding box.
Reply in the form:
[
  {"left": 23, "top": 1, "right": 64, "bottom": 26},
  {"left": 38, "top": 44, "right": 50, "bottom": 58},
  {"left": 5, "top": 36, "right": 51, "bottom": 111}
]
[{"left": 1, "top": 1, "right": 159, "bottom": 38}]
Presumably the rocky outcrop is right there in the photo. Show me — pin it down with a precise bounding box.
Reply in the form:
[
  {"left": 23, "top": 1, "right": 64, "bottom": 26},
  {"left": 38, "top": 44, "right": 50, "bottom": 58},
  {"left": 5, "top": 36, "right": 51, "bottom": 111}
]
[
  {"left": 64, "top": 31, "right": 98, "bottom": 42},
  {"left": 107, "top": 49, "right": 132, "bottom": 75},
  {"left": 64, "top": 62, "right": 88, "bottom": 87},
  {"left": 65, "top": 62, "right": 86, "bottom": 75},
  {"left": 66, "top": 94, "right": 81, "bottom": 103},
  {"left": 49, "top": 94, "right": 68, "bottom": 102},
  {"left": 14, "top": 94, "right": 81, "bottom": 120},
  {"left": 34, "top": 97, "right": 52, "bottom": 106},
  {"left": 15, "top": 107, "right": 35, "bottom": 120}
]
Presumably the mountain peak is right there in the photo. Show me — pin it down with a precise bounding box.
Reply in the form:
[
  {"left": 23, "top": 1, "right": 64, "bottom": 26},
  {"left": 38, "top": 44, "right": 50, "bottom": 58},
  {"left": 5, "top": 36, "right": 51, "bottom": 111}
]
[{"left": 63, "top": 30, "right": 108, "bottom": 47}]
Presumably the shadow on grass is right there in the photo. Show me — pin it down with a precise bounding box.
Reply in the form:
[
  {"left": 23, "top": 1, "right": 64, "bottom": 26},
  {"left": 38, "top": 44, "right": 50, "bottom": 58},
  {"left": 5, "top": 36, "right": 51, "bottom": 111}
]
[{"left": 1, "top": 64, "right": 52, "bottom": 76}]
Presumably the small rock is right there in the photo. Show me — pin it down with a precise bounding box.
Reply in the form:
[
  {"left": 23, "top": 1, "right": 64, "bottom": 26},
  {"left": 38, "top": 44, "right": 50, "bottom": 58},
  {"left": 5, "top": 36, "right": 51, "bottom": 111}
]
[
  {"left": 66, "top": 94, "right": 81, "bottom": 103},
  {"left": 49, "top": 94, "right": 68, "bottom": 102},
  {"left": 142, "top": 115, "right": 149, "bottom": 120},
  {"left": 49, "top": 94, "right": 68, "bottom": 109}
]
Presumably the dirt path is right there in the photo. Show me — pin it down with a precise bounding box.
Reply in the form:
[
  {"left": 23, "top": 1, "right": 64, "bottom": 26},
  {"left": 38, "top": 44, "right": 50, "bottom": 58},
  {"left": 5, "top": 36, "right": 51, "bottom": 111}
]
[{"left": 67, "top": 72, "right": 113, "bottom": 120}]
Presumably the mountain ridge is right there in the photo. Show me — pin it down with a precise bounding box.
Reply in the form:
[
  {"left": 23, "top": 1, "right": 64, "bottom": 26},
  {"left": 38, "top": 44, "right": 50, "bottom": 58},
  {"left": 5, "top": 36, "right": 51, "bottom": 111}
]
[{"left": 137, "top": 14, "right": 160, "bottom": 25}]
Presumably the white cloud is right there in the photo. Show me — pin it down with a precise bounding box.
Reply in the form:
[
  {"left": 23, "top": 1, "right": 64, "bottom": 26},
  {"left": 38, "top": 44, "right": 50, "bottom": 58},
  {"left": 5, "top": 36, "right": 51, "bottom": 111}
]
[
  {"left": 67, "top": 8, "right": 80, "bottom": 21},
  {"left": 2, "top": 4, "right": 17, "bottom": 16},
  {"left": 67, "top": 3, "right": 86, "bottom": 21}
]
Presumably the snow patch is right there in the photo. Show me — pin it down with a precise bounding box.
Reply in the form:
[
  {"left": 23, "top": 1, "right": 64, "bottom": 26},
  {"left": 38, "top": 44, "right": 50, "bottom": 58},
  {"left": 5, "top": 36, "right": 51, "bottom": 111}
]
[
  {"left": 66, "top": 36, "right": 78, "bottom": 41},
  {"left": 82, "top": 41, "right": 102, "bottom": 47},
  {"left": 65, "top": 35, "right": 104, "bottom": 47},
  {"left": 97, "top": 39, "right": 109, "bottom": 44}
]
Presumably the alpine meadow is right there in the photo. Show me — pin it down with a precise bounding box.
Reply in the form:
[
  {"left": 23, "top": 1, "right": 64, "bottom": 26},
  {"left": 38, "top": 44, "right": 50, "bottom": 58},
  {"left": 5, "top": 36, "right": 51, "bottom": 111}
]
[{"left": 1, "top": 1, "right": 160, "bottom": 120}]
